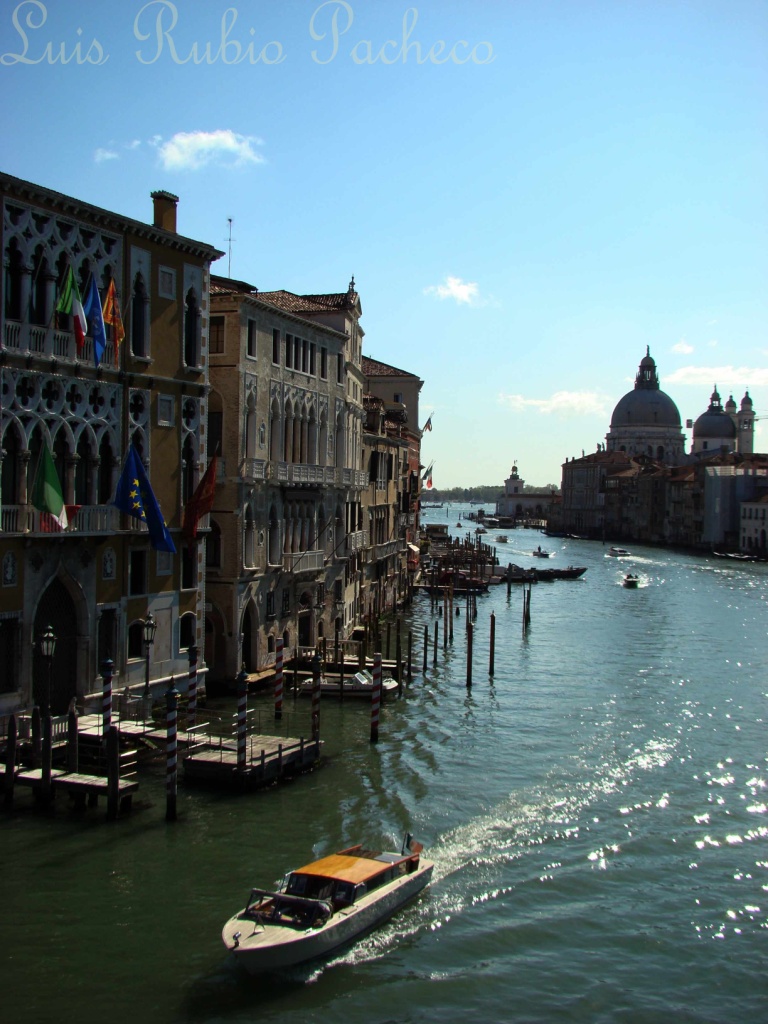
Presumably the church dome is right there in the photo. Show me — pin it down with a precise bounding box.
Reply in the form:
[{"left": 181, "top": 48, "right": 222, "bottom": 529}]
[
  {"left": 741, "top": 391, "right": 753, "bottom": 409},
  {"left": 725, "top": 394, "right": 737, "bottom": 413},
  {"left": 693, "top": 385, "right": 736, "bottom": 440},
  {"left": 609, "top": 349, "right": 681, "bottom": 429}
]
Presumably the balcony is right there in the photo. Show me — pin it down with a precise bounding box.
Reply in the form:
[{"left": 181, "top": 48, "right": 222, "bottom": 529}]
[
  {"left": 282, "top": 549, "right": 324, "bottom": 573},
  {"left": 240, "top": 457, "right": 266, "bottom": 482},
  {"left": 271, "top": 463, "right": 336, "bottom": 486},
  {"left": 345, "top": 530, "right": 368, "bottom": 555},
  {"left": 3, "top": 321, "right": 117, "bottom": 367},
  {"left": 0, "top": 504, "right": 120, "bottom": 536},
  {"left": 372, "top": 538, "right": 401, "bottom": 561},
  {"left": 339, "top": 468, "right": 368, "bottom": 489}
]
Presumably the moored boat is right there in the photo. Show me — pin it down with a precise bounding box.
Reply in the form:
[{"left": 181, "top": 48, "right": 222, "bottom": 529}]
[
  {"left": 222, "top": 837, "right": 433, "bottom": 973},
  {"left": 299, "top": 669, "right": 398, "bottom": 699}
]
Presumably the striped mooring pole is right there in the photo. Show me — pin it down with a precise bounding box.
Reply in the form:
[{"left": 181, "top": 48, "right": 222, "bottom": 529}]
[
  {"left": 101, "top": 658, "right": 113, "bottom": 739},
  {"left": 370, "top": 652, "right": 382, "bottom": 743},
  {"left": 236, "top": 668, "right": 248, "bottom": 771},
  {"left": 165, "top": 680, "right": 180, "bottom": 822},
  {"left": 187, "top": 644, "right": 198, "bottom": 728},
  {"left": 311, "top": 653, "right": 322, "bottom": 741},
  {"left": 274, "top": 637, "right": 284, "bottom": 720}
]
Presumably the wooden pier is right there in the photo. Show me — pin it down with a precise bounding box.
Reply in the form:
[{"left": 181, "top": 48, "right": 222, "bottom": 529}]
[{"left": 182, "top": 733, "right": 323, "bottom": 789}]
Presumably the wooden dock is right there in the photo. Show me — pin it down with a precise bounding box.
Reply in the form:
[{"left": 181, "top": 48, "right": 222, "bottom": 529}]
[
  {"left": 182, "top": 733, "right": 323, "bottom": 790},
  {"left": 7, "top": 766, "right": 138, "bottom": 812}
]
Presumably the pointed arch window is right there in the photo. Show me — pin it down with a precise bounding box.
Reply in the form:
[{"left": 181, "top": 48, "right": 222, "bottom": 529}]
[
  {"left": 131, "top": 272, "right": 148, "bottom": 357},
  {"left": 184, "top": 288, "right": 201, "bottom": 367}
]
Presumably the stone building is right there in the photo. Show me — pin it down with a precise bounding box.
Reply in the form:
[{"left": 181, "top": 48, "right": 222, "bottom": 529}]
[
  {"left": 206, "top": 276, "right": 368, "bottom": 681},
  {"left": 495, "top": 465, "right": 556, "bottom": 522},
  {"left": 0, "top": 173, "right": 221, "bottom": 716},
  {"left": 361, "top": 356, "right": 423, "bottom": 602},
  {"left": 690, "top": 387, "right": 755, "bottom": 456}
]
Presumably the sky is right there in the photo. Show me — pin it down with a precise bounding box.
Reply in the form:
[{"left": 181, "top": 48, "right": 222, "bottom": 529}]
[{"left": 2, "top": 0, "right": 766, "bottom": 487}]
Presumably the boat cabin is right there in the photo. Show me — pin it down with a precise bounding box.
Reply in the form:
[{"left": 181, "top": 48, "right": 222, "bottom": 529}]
[{"left": 285, "top": 846, "right": 419, "bottom": 909}]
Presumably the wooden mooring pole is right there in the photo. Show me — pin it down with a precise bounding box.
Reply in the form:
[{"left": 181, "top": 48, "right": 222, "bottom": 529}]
[
  {"left": 489, "top": 611, "right": 496, "bottom": 677},
  {"left": 106, "top": 725, "right": 120, "bottom": 820},
  {"left": 187, "top": 643, "right": 198, "bottom": 728},
  {"left": 101, "top": 658, "right": 113, "bottom": 738},
  {"left": 466, "top": 621, "right": 473, "bottom": 688},
  {"left": 4, "top": 714, "right": 17, "bottom": 806},
  {"left": 311, "top": 654, "right": 321, "bottom": 741},
  {"left": 236, "top": 669, "right": 248, "bottom": 771},
  {"left": 423, "top": 625, "right": 428, "bottom": 673}
]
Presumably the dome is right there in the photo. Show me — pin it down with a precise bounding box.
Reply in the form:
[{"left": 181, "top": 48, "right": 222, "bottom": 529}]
[
  {"left": 609, "top": 350, "right": 681, "bottom": 429},
  {"left": 693, "top": 410, "right": 736, "bottom": 440},
  {"left": 725, "top": 394, "right": 737, "bottom": 413},
  {"left": 741, "top": 391, "right": 753, "bottom": 409}
]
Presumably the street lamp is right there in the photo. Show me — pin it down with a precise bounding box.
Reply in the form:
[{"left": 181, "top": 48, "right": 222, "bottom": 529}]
[
  {"left": 40, "top": 624, "right": 56, "bottom": 717},
  {"left": 142, "top": 611, "right": 157, "bottom": 700}
]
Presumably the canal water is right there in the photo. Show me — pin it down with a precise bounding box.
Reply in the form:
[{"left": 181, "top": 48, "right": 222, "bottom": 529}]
[{"left": 3, "top": 505, "right": 767, "bottom": 1023}]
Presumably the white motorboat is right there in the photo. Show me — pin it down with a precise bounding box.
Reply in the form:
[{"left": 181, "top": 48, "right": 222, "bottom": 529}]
[
  {"left": 298, "top": 669, "right": 399, "bottom": 699},
  {"left": 608, "top": 546, "right": 631, "bottom": 557},
  {"left": 222, "top": 837, "right": 433, "bottom": 973}
]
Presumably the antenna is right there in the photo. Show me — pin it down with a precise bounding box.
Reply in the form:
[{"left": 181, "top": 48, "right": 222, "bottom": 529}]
[{"left": 226, "top": 218, "right": 235, "bottom": 277}]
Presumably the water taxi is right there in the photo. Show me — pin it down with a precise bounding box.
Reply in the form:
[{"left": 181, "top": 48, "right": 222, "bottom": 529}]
[
  {"left": 622, "top": 573, "right": 640, "bottom": 588},
  {"left": 608, "top": 546, "right": 631, "bottom": 557},
  {"left": 222, "top": 838, "right": 433, "bottom": 972}
]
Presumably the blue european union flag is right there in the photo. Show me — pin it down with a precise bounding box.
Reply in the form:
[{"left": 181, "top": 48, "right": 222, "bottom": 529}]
[
  {"left": 114, "top": 444, "right": 176, "bottom": 553},
  {"left": 84, "top": 275, "right": 107, "bottom": 368}
]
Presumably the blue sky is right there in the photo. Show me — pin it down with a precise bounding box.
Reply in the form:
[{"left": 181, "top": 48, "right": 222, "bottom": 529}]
[{"left": 2, "top": 0, "right": 766, "bottom": 487}]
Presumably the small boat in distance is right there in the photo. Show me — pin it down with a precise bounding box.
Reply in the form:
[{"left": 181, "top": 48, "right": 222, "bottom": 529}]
[
  {"left": 622, "top": 573, "right": 640, "bottom": 588},
  {"left": 608, "top": 546, "right": 631, "bottom": 557},
  {"left": 533, "top": 546, "right": 551, "bottom": 557},
  {"left": 222, "top": 837, "right": 433, "bottom": 973},
  {"left": 497, "top": 535, "right": 508, "bottom": 543}
]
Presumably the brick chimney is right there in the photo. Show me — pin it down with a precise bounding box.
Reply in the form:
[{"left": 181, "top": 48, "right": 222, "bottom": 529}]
[{"left": 151, "top": 190, "right": 179, "bottom": 232}]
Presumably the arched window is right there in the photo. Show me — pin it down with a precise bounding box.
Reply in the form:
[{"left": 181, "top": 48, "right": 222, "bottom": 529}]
[
  {"left": 184, "top": 288, "right": 200, "bottom": 367},
  {"left": 98, "top": 435, "right": 115, "bottom": 505},
  {"left": 31, "top": 246, "right": 50, "bottom": 326},
  {"left": 127, "top": 621, "right": 144, "bottom": 660},
  {"left": 131, "top": 272, "right": 148, "bottom": 357},
  {"left": 244, "top": 505, "right": 256, "bottom": 568},
  {"left": 179, "top": 612, "right": 195, "bottom": 652},
  {"left": 1, "top": 426, "right": 21, "bottom": 507},
  {"left": 4, "top": 238, "right": 23, "bottom": 320},
  {"left": 206, "top": 520, "right": 222, "bottom": 568},
  {"left": 182, "top": 435, "right": 196, "bottom": 504},
  {"left": 74, "top": 434, "right": 91, "bottom": 505}
]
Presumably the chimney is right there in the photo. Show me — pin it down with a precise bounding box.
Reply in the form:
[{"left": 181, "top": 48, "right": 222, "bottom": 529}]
[{"left": 151, "top": 190, "right": 179, "bottom": 232}]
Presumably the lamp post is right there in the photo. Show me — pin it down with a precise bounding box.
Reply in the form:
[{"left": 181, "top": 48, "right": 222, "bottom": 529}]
[
  {"left": 40, "top": 625, "right": 56, "bottom": 718},
  {"left": 142, "top": 612, "right": 157, "bottom": 701}
]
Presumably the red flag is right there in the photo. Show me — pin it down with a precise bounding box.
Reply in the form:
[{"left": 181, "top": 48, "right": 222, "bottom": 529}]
[{"left": 183, "top": 455, "right": 217, "bottom": 543}]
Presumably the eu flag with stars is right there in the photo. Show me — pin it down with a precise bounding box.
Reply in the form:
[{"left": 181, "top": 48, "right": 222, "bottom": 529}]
[{"left": 113, "top": 444, "right": 177, "bottom": 553}]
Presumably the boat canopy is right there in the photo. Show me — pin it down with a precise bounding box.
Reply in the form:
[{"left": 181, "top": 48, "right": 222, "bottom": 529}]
[{"left": 293, "top": 853, "right": 404, "bottom": 885}]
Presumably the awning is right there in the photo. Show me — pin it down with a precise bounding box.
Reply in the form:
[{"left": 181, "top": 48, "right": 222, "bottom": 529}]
[{"left": 408, "top": 543, "right": 420, "bottom": 554}]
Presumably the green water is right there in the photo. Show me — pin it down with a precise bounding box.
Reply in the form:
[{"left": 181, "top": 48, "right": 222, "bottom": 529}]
[{"left": 3, "top": 517, "right": 768, "bottom": 1023}]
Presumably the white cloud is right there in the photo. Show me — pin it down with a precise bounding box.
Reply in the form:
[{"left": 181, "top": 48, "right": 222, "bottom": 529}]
[
  {"left": 672, "top": 340, "right": 694, "bottom": 355},
  {"left": 498, "top": 390, "right": 609, "bottom": 417},
  {"left": 94, "top": 148, "right": 119, "bottom": 163},
  {"left": 156, "top": 130, "right": 264, "bottom": 171},
  {"left": 424, "top": 275, "right": 480, "bottom": 305},
  {"left": 126, "top": 139, "right": 142, "bottom": 150},
  {"left": 665, "top": 365, "right": 768, "bottom": 388}
]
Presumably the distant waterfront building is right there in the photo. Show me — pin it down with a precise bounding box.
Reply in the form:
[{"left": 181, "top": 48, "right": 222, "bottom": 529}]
[
  {"left": 495, "top": 465, "right": 555, "bottom": 521},
  {"left": 605, "top": 348, "right": 686, "bottom": 463}
]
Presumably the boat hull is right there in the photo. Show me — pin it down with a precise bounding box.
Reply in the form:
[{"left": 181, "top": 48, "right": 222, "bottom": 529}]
[{"left": 223, "top": 859, "right": 433, "bottom": 973}]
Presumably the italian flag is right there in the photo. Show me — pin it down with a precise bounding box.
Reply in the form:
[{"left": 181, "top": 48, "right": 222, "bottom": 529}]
[
  {"left": 32, "top": 444, "right": 68, "bottom": 530},
  {"left": 56, "top": 266, "right": 87, "bottom": 351}
]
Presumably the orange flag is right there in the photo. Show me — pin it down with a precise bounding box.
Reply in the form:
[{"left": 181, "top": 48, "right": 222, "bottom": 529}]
[{"left": 102, "top": 278, "right": 125, "bottom": 349}]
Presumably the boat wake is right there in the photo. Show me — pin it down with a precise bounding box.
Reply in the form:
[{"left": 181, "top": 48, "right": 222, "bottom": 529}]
[{"left": 309, "top": 729, "right": 678, "bottom": 977}]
